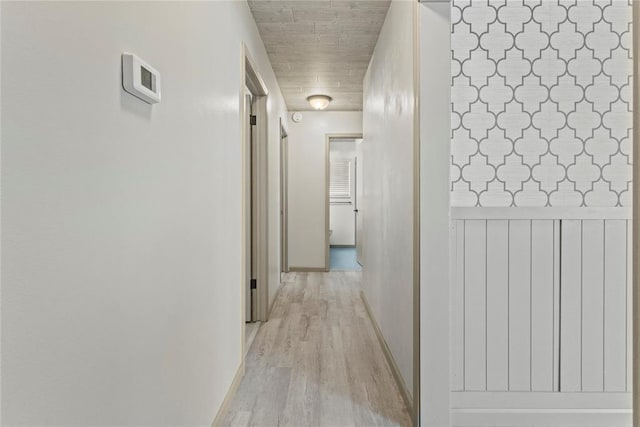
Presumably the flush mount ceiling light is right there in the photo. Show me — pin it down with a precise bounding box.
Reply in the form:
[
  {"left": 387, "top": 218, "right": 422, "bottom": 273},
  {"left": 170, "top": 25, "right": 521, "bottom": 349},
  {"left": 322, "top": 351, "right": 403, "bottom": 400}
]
[{"left": 307, "top": 94, "right": 332, "bottom": 110}]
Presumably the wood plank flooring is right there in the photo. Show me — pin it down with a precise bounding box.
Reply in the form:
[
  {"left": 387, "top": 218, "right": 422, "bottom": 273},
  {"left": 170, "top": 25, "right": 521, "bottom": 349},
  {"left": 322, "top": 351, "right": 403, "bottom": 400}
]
[
  {"left": 224, "top": 272, "right": 412, "bottom": 427},
  {"left": 245, "top": 322, "right": 261, "bottom": 355}
]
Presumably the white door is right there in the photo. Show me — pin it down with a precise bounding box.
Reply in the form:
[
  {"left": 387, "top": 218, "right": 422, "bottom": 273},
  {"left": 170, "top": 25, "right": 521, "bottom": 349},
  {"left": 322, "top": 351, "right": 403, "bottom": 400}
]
[
  {"left": 244, "top": 91, "right": 252, "bottom": 322},
  {"left": 280, "top": 129, "right": 288, "bottom": 274},
  {"left": 355, "top": 140, "right": 363, "bottom": 265},
  {"left": 250, "top": 95, "right": 258, "bottom": 321}
]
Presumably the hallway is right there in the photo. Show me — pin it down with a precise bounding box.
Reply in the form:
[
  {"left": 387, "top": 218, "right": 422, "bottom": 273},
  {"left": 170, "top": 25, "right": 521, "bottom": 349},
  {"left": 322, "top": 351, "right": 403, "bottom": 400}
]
[
  {"left": 2, "top": 1, "right": 637, "bottom": 425},
  {"left": 224, "top": 272, "right": 411, "bottom": 427}
]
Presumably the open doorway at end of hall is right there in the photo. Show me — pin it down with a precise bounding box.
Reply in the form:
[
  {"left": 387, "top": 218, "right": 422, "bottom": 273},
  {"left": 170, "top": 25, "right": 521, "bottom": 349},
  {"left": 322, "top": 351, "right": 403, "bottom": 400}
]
[{"left": 327, "top": 135, "right": 363, "bottom": 272}]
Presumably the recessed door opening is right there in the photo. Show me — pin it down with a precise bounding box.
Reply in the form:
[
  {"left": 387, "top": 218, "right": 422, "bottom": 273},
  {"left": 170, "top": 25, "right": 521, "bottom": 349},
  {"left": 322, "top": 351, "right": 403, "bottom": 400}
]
[
  {"left": 244, "top": 88, "right": 254, "bottom": 327},
  {"left": 280, "top": 120, "right": 289, "bottom": 277},
  {"left": 326, "top": 135, "right": 363, "bottom": 272},
  {"left": 242, "top": 47, "right": 270, "bottom": 355}
]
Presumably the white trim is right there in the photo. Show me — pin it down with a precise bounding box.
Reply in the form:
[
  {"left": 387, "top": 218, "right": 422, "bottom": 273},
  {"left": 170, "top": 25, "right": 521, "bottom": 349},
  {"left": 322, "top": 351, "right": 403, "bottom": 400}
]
[
  {"left": 325, "top": 133, "right": 362, "bottom": 272},
  {"left": 418, "top": 2, "right": 451, "bottom": 426},
  {"left": 632, "top": 2, "right": 639, "bottom": 423},
  {"left": 280, "top": 119, "right": 289, "bottom": 274},
  {"left": 452, "top": 411, "right": 631, "bottom": 427},
  {"left": 241, "top": 43, "right": 270, "bottom": 322},
  {"left": 451, "top": 207, "right": 632, "bottom": 220},
  {"left": 452, "top": 391, "right": 632, "bottom": 427},
  {"left": 412, "top": 3, "right": 422, "bottom": 425},
  {"left": 244, "top": 49, "right": 268, "bottom": 97},
  {"left": 452, "top": 391, "right": 632, "bottom": 409}
]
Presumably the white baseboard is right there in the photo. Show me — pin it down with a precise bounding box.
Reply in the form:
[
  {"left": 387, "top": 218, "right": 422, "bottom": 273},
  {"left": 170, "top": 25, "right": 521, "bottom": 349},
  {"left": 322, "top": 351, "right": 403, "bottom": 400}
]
[
  {"left": 451, "top": 391, "right": 632, "bottom": 427},
  {"left": 288, "top": 267, "right": 326, "bottom": 272},
  {"left": 452, "top": 410, "right": 632, "bottom": 427},
  {"left": 211, "top": 361, "right": 245, "bottom": 427}
]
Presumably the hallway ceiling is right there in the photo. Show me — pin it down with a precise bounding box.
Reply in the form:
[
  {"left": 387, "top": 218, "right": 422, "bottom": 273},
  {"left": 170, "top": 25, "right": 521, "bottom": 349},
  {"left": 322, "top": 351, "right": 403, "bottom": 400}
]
[{"left": 248, "top": 0, "right": 391, "bottom": 111}]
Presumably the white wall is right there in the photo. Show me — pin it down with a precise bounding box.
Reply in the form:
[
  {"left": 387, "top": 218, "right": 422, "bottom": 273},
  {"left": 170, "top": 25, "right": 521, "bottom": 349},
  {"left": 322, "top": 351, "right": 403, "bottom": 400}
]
[
  {"left": 362, "top": 0, "right": 416, "bottom": 402},
  {"left": 1, "top": 2, "right": 287, "bottom": 425},
  {"left": 419, "top": 2, "right": 451, "bottom": 426},
  {"left": 287, "top": 111, "right": 362, "bottom": 269}
]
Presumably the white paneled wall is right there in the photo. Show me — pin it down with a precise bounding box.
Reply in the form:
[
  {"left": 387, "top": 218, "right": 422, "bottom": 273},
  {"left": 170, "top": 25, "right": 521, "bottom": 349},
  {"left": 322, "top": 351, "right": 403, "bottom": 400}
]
[
  {"left": 452, "top": 218, "right": 561, "bottom": 393},
  {"left": 560, "top": 219, "right": 632, "bottom": 393},
  {"left": 451, "top": 210, "right": 632, "bottom": 426}
]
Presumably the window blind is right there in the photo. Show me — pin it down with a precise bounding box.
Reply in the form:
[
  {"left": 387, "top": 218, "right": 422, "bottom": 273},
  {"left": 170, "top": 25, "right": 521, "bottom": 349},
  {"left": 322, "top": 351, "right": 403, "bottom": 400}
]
[{"left": 330, "top": 159, "right": 351, "bottom": 200}]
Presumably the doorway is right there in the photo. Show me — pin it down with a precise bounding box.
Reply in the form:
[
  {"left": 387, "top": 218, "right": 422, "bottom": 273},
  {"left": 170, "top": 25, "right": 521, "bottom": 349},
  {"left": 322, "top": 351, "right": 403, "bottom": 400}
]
[
  {"left": 326, "top": 134, "right": 363, "bottom": 271},
  {"left": 242, "top": 45, "right": 270, "bottom": 355},
  {"left": 280, "top": 119, "right": 289, "bottom": 276}
]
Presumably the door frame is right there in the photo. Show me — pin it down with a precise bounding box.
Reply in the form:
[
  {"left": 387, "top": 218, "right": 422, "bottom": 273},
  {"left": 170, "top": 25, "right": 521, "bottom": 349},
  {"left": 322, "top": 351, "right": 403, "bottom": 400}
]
[
  {"left": 280, "top": 119, "right": 289, "bottom": 275},
  {"left": 633, "top": 2, "right": 639, "bottom": 424},
  {"left": 240, "top": 43, "right": 270, "bottom": 352},
  {"left": 243, "top": 88, "right": 253, "bottom": 324},
  {"left": 354, "top": 140, "right": 364, "bottom": 266},
  {"left": 325, "top": 133, "right": 363, "bottom": 271}
]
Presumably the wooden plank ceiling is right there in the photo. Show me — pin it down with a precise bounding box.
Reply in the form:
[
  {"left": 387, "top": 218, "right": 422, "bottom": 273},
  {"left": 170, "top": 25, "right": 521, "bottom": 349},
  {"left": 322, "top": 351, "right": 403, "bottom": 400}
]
[{"left": 248, "top": 0, "right": 391, "bottom": 111}]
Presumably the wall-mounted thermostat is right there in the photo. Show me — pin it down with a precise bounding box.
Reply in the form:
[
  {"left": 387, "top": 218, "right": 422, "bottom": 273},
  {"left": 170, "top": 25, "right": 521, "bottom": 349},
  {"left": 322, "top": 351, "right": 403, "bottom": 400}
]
[{"left": 122, "top": 53, "right": 161, "bottom": 104}]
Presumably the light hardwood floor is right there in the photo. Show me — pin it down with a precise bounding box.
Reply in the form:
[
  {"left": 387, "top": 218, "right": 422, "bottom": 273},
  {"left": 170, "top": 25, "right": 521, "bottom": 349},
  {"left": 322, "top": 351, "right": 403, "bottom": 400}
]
[
  {"left": 224, "top": 272, "right": 412, "bottom": 427},
  {"left": 245, "top": 322, "right": 261, "bottom": 355}
]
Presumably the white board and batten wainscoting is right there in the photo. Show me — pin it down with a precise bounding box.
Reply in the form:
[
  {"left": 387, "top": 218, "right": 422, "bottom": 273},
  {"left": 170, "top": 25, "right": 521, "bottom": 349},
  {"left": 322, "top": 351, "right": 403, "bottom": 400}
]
[
  {"left": 450, "top": 207, "right": 633, "bottom": 427},
  {"left": 447, "top": 0, "right": 634, "bottom": 424}
]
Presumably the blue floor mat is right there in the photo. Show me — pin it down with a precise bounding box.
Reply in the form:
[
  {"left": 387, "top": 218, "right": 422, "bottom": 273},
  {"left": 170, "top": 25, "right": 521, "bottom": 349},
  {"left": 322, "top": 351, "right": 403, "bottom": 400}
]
[{"left": 330, "top": 246, "right": 362, "bottom": 271}]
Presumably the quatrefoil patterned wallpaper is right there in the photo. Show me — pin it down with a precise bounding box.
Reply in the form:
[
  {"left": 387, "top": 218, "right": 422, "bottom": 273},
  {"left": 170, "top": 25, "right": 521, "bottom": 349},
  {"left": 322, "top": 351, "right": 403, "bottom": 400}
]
[{"left": 451, "top": 0, "right": 633, "bottom": 207}]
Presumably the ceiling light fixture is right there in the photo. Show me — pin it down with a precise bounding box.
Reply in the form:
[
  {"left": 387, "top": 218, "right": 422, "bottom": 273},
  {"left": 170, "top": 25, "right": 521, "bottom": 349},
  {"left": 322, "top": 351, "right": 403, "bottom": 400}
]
[{"left": 307, "top": 94, "right": 332, "bottom": 110}]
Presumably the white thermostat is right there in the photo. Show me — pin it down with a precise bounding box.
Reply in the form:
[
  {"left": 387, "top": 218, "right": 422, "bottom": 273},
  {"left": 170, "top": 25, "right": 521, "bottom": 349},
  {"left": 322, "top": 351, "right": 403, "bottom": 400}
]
[
  {"left": 122, "top": 53, "right": 161, "bottom": 104},
  {"left": 291, "top": 112, "right": 303, "bottom": 123}
]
